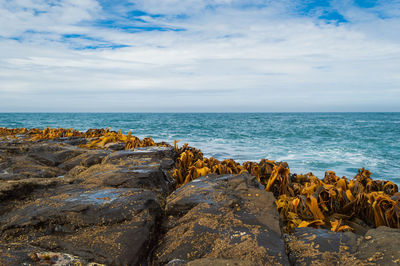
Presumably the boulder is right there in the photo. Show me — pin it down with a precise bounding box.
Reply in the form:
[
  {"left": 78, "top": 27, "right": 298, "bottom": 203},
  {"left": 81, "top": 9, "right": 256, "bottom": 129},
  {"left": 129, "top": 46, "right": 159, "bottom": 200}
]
[
  {"left": 0, "top": 186, "right": 163, "bottom": 265},
  {"left": 153, "top": 173, "right": 289, "bottom": 265}
]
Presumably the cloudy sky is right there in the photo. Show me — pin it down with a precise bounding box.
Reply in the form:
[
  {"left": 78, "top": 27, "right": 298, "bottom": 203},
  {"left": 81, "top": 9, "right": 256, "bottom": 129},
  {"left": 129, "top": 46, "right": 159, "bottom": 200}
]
[{"left": 0, "top": 0, "right": 399, "bottom": 112}]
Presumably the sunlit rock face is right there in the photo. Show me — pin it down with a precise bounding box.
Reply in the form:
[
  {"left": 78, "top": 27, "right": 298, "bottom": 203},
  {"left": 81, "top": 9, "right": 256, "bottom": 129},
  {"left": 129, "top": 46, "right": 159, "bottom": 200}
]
[{"left": 154, "top": 173, "right": 289, "bottom": 265}]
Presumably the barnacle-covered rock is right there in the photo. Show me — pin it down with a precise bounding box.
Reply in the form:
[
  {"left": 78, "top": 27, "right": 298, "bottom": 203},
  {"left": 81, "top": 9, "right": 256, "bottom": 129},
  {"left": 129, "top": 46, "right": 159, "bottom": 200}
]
[
  {"left": 154, "top": 173, "right": 289, "bottom": 265},
  {"left": 1, "top": 187, "right": 162, "bottom": 265},
  {"left": 286, "top": 226, "right": 400, "bottom": 265}
]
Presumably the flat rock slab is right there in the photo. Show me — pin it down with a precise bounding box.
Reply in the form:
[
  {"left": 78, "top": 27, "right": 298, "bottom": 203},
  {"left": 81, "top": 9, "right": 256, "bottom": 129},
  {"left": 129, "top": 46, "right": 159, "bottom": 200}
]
[
  {"left": 58, "top": 149, "right": 110, "bottom": 171},
  {"left": 26, "top": 143, "right": 86, "bottom": 167},
  {"left": 102, "top": 146, "right": 174, "bottom": 165},
  {"left": 0, "top": 186, "right": 162, "bottom": 265},
  {"left": 286, "top": 226, "right": 400, "bottom": 265},
  {"left": 72, "top": 151, "right": 176, "bottom": 198},
  {"left": 0, "top": 155, "right": 64, "bottom": 180},
  {"left": 154, "top": 173, "right": 289, "bottom": 265}
]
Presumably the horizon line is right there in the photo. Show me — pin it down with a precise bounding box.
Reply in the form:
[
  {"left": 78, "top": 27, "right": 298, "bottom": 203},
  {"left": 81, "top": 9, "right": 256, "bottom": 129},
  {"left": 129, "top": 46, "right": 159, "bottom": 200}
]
[{"left": 1, "top": 111, "right": 400, "bottom": 114}]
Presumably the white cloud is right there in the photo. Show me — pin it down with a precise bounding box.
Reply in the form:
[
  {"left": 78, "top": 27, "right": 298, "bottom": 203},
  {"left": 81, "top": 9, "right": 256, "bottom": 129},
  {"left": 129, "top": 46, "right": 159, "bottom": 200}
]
[{"left": 0, "top": 0, "right": 399, "bottom": 111}]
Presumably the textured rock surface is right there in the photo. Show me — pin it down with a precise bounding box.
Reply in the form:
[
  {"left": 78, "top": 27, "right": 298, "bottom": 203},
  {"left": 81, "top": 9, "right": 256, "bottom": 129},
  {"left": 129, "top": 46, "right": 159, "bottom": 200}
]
[
  {"left": 1, "top": 187, "right": 162, "bottom": 265},
  {"left": 286, "top": 226, "right": 400, "bottom": 265},
  {"left": 154, "top": 173, "right": 289, "bottom": 265},
  {"left": 0, "top": 137, "right": 175, "bottom": 265}
]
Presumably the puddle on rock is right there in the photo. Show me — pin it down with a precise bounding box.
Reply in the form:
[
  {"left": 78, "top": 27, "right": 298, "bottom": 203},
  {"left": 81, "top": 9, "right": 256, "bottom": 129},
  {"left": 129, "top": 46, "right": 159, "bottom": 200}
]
[{"left": 65, "top": 189, "right": 129, "bottom": 204}]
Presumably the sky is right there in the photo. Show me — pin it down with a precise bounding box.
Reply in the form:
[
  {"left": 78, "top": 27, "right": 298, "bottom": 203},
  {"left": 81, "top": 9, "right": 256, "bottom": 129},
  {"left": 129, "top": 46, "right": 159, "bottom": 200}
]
[{"left": 0, "top": 0, "right": 399, "bottom": 112}]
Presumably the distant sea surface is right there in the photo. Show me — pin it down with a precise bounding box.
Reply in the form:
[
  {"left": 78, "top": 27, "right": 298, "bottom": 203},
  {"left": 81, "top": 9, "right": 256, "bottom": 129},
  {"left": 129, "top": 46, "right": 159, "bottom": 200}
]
[{"left": 1, "top": 113, "right": 399, "bottom": 184}]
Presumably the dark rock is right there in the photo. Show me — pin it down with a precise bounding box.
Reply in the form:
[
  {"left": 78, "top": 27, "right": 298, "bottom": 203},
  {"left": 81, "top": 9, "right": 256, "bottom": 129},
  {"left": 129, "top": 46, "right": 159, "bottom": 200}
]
[
  {"left": 56, "top": 137, "right": 88, "bottom": 146},
  {"left": 187, "top": 258, "right": 258, "bottom": 266},
  {"left": 0, "top": 243, "right": 39, "bottom": 265},
  {"left": 167, "top": 259, "right": 188, "bottom": 265},
  {"left": 102, "top": 146, "right": 174, "bottom": 165},
  {"left": 286, "top": 227, "right": 361, "bottom": 265},
  {"left": 0, "top": 186, "right": 163, "bottom": 265},
  {"left": 4, "top": 136, "right": 400, "bottom": 266},
  {"left": 27, "top": 143, "right": 85, "bottom": 167},
  {"left": 0, "top": 243, "right": 94, "bottom": 266},
  {"left": 286, "top": 226, "right": 400, "bottom": 265},
  {"left": 104, "top": 142, "right": 126, "bottom": 150},
  {"left": 0, "top": 138, "right": 178, "bottom": 266},
  {"left": 75, "top": 164, "right": 175, "bottom": 201},
  {"left": 0, "top": 155, "right": 64, "bottom": 180},
  {"left": 64, "top": 165, "right": 87, "bottom": 178},
  {"left": 357, "top": 226, "right": 400, "bottom": 265},
  {"left": 0, "top": 178, "right": 60, "bottom": 203},
  {"left": 153, "top": 173, "right": 289, "bottom": 265},
  {"left": 58, "top": 150, "right": 110, "bottom": 171},
  {"left": 71, "top": 148, "right": 176, "bottom": 197}
]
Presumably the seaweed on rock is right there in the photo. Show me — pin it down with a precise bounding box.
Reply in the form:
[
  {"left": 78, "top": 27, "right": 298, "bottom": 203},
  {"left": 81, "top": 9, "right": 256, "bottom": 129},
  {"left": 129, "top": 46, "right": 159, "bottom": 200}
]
[
  {"left": 2, "top": 127, "right": 399, "bottom": 233},
  {"left": 171, "top": 142, "right": 400, "bottom": 233},
  {"left": 0, "top": 127, "right": 169, "bottom": 150}
]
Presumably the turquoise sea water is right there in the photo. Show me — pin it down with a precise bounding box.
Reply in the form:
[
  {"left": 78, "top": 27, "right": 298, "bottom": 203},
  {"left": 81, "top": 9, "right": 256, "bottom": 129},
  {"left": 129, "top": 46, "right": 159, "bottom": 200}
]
[{"left": 1, "top": 113, "right": 399, "bottom": 184}]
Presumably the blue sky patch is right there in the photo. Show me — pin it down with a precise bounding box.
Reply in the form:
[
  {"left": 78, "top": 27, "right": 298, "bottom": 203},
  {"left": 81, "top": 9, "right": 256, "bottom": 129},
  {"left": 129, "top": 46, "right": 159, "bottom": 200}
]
[
  {"left": 319, "top": 10, "right": 348, "bottom": 23},
  {"left": 61, "top": 34, "right": 131, "bottom": 50},
  {"left": 75, "top": 44, "right": 131, "bottom": 50},
  {"left": 354, "top": 0, "right": 378, "bottom": 8}
]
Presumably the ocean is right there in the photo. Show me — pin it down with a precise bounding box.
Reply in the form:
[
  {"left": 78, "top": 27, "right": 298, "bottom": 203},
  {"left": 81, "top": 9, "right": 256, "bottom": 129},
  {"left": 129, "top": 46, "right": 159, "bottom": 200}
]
[{"left": 1, "top": 112, "right": 399, "bottom": 184}]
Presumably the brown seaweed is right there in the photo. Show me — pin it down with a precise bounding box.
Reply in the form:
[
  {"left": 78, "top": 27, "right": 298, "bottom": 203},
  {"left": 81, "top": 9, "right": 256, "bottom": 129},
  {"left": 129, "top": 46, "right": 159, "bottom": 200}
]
[
  {"left": 0, "top": 127, "right": 169, "bottom": 150},
  {"left": 171, "top": 142, "right": 400, "bottom": 233}
]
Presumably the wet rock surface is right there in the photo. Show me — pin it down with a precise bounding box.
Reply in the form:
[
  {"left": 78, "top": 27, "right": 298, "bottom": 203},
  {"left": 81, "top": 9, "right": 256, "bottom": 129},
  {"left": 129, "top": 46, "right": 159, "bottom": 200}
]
[{"left": 1, "top": 136, "right": 400, "bottom": 265}]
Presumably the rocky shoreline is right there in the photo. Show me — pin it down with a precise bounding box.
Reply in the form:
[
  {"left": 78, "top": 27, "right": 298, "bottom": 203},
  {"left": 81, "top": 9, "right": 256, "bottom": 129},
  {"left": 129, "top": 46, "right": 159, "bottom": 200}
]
[{"left": 1, "top": 128, "right": 400, "bottom": 265}]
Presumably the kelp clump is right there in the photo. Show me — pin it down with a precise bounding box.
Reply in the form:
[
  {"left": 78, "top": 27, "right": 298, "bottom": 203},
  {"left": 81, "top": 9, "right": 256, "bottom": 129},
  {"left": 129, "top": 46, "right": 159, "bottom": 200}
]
[
  {"left": 171, "top": 142, "right": 400, "bottom": 233},
  {"left": 80, "top": 129, "right": 169, "bottom": 150},
  {"left": 0, "top": 127, "right": 104, "bottom": 139},
  {"left": 0, "top": 127, "right": 168, "bottom": 150},
  {"left": 171, "top": 143, "right": 281, "bottom": 186},
  {"left": 0, "top": 127, "right": 31, "bottom": 137},
  {"left": 273, "top": 168, "right": 399, "bottom": 232}
]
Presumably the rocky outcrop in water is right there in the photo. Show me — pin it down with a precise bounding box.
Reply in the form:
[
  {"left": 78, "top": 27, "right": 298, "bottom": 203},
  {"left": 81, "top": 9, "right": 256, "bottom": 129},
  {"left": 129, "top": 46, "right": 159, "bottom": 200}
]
[{"left": 1, "top": 131, "right": 400, "bottom": 265}]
